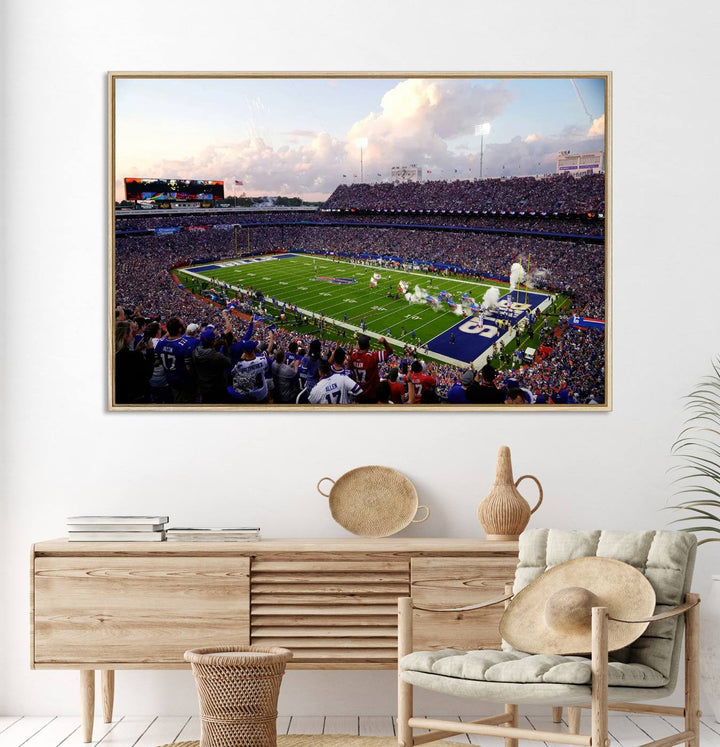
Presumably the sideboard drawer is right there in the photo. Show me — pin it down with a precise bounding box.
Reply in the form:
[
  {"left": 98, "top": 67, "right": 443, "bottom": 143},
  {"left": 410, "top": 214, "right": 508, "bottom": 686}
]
[
  {"left": 411, "top": 556, "right": 517, "bottom": 652},
  {"left": 250, "top": 558, "right": 409, "bottom": 667},
  {"left": 33, "top": 556, "right": 250, "bottom": 665}
]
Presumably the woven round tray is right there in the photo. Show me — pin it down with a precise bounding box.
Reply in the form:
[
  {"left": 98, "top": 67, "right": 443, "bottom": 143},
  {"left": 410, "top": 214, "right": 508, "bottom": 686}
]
[{"left": 317, "top": 466, "right": 429, "bottom": 537}]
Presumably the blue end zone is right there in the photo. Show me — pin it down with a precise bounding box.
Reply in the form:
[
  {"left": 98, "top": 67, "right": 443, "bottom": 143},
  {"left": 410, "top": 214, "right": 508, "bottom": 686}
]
[
  {"left": 191, "top": 254, "right": 300, "bottom": 274},
  {"left": 190, "top": 264, "right": 222, "bottom": 272},
  {"left": 426, "top": 290, "right": 549, "bottom": 361}
]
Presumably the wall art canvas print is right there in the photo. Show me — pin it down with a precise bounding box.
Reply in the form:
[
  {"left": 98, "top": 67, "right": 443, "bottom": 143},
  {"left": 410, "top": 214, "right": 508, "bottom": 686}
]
[{"left": 110, "top": 72, "right": 610, "bottom": 410}]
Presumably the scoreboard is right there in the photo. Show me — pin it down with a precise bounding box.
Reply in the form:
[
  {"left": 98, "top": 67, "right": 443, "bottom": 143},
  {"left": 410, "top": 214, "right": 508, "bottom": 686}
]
[{"left": 124, "top": 178, "right": 225, "bottom": 201}]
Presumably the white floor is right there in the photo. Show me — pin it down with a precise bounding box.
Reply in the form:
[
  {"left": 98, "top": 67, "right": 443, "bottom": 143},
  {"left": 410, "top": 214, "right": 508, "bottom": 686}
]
[{"left": 0, "top": 713, "right": 718, "bottom": 747}]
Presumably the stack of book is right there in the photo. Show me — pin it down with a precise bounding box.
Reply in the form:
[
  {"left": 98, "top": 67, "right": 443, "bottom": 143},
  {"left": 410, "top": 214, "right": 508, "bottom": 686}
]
[
  {"left": 66, "top": 516, "right": 169, "bottom": 541},
  {"left": 165, "top": 527, "right": 261, "bottom": 542}
]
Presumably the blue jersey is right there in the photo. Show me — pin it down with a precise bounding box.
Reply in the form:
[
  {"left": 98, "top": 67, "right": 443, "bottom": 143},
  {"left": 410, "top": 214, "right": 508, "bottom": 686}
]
[
  {"left": 298, "top": 356, "right": 320, "bottom": 390},
  {"left": 183, "top": 335, "right": 200, "bottom": 352},
  {"left": 446, "top": 382, "right": 470, "bottom": 404},
  {"left": 155, "top": 336, "right": 196, "bottom": 387}
]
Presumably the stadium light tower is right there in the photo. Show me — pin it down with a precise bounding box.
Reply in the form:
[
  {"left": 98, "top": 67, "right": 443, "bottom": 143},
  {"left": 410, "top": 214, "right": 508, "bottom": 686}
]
[
  {"left": 475, "top": 123, "right": 491, "bottom": 179},
  {"left": 356, "top": 137, "right": 368, "bottom": 182}
]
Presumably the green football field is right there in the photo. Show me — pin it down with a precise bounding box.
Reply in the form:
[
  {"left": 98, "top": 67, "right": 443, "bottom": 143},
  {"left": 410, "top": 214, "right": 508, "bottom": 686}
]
[{"left": 178, "top": 253, "right": 514, "bottom": 350}]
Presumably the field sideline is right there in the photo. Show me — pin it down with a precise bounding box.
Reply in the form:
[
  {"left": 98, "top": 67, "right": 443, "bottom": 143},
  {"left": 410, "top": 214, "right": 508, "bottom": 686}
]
[{"left": 178, "top": 253, "right": 550, "bottom": 366}]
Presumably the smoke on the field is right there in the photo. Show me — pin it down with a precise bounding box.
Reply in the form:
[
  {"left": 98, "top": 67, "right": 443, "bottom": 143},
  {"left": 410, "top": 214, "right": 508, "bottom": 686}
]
[
  {"left": 529, "top": 268, "right": 549, "bottom": 288},
  {"left": 482, "top": 286, "right": 500, "bottom": 309},
  {"left": 405, "top": 285, "right": 427, "bottom": 303},
  {"left": 509, "top": 262, "right": 527, "bottom": 290},
  {"left": 405, "top": 284, "right": 442, "bottom": 312}
]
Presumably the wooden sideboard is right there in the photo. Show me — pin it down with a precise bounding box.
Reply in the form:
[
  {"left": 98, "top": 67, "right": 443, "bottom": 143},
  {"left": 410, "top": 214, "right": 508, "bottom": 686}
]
[{"left": 31, "top": 538, "right": 518, "bottom": 741}]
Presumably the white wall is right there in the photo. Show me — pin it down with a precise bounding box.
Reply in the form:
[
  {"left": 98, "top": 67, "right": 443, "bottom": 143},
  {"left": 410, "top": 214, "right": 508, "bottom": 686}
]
[{"left": 2, "top": 0, "right": 719, "bottom": 718}]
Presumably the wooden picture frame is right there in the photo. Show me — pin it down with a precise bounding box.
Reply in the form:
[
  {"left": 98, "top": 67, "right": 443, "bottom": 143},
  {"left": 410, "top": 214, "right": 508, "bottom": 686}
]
[{"left": 109, "top": 71, "right": 611, "bottom": 411}]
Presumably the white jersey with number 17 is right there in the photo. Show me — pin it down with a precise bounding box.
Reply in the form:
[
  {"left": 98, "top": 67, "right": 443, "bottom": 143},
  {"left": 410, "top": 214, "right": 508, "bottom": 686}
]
[{"left": 308, "top": 373, "right": 363, "bottom": 404}]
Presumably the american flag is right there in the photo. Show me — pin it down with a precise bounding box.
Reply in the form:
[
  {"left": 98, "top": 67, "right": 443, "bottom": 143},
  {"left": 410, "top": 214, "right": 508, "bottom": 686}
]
[{"left": 234, "top": 179, "right": 243, "bottom": 186}]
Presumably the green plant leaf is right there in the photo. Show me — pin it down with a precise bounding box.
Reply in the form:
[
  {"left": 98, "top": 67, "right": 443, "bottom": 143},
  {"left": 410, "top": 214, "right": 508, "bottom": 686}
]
[
  {"left": 667, "top": 507, "right": 720, "bottom": 522},
  {"left": 670, "top": 357, "right": 720, "bottom": 539},
  {"left": 672, "top": 525, "right": 720, "bottom": 534},
  {"left": 671, "top": 494, "right": 720, "bottom": 505},
  {"left": 676, "top": 457, "right": 720, "bottom": 479}
]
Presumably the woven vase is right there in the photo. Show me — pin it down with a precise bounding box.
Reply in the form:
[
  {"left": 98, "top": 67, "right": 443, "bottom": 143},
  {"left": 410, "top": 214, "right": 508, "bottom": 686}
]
[{"left": 478, "top": 446, "right": 543, "bottom": 540}]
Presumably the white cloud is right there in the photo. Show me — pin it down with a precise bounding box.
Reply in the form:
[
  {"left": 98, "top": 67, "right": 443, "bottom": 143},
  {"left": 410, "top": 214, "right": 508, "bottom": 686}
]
[
  {"left": 345, "top": 79, "right": 512, "bottom": 173},
  {"left": 135, "top": 131, "right": 347, "bottom": 200},
  {"left": 483, "top": 128, "right": 605, "bottom": 177},
  {"left": 116, "top": 79, "right": 604, "bottom": 199},
  {"left": 588, "top": 114, "right": 605, "bottom": 138}
]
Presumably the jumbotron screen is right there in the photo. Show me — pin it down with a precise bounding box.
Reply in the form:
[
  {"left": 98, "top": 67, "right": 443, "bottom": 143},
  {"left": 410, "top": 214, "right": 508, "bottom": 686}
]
[{"left": 124, "top": 178, "right": 225, "bottom": 201}]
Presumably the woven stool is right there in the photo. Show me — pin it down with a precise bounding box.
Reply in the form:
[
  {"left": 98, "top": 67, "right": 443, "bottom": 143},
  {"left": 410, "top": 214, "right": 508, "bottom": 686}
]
[{"left": 184, "top": 645, "right": 292, "bottom": 747}]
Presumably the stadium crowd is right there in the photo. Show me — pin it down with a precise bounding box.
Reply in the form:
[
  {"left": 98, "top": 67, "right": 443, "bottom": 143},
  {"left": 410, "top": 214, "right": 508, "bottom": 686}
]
[
  {"left": 114, "top": 175, "right": 606, "bottom": 406},
  {"left": 323, "top": 173, "right": 604, "bottom": 215},
  {"left": 118, "top": 211, "right": 603, "bottom": 238},
  {"left": 315, "top": 211, "right": 604, "bottom": 237},
  {"left": 117, "top": 172, "right": 605, "bottom": 239},
  {"left": 115, "top": 298, "right": 605, "bottom": 406}
]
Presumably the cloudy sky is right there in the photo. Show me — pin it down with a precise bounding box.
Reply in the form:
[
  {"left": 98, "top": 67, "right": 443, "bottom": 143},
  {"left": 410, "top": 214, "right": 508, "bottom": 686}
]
[{"left": 115, "top": 75, "right": 606, "bottom": 202}]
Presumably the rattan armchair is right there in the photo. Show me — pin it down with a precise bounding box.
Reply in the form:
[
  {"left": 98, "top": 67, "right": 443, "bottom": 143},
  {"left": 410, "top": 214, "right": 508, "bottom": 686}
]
[{"left": 397, "top": 529, "right": 700, "bottom": 747}]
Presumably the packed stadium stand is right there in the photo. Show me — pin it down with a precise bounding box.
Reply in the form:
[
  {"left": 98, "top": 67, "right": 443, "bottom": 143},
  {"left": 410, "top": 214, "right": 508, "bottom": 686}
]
[
  {"left": 322, "top": 173, "right": 604, "bottom": 214},
  {"left": 114, "top": 175, "right": 606, "bottom": 406}
]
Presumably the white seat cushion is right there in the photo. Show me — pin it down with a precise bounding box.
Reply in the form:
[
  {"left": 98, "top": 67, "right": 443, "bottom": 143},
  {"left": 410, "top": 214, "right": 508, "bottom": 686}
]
[{"left": 400, "top": 648, "right": 667, "bottom": 687}]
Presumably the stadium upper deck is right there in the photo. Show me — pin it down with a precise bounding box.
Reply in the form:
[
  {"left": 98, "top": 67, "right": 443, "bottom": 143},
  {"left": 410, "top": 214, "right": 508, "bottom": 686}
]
[
  {"left": 116, "top": 174, "right": 605, "bottom": 238},
  {"left": 322, "top": 173, "right": 605, "bottom": 215}
]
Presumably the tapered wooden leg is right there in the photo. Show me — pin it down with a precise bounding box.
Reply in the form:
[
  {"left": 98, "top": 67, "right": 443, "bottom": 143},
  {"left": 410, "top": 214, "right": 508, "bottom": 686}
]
[
  {"left": 552, "top": 707, "right": 563, "bottom": 723},
  {"left": 398, "top": 597, "right": 414, "bottom": 747},
  {"left": 504, "top": 704, "right": 518, "bottom": 747},
  {"left": 502, "top": 584, "right": 519, "bottom": 747},
  {"left": 101, "top": 670, "right": 115, "bottom": 723},
  {"left": 568, "top": 707, "right": 581, "bottom": 734},
  {"left": 684, "top": 593, "right": 701, "bottom": 747},
  {"left": 591, "top": 608, "right": 609, "bottom": 747},
  {"left": 80, "top": 669, "right": 95, "bottom": 743}
]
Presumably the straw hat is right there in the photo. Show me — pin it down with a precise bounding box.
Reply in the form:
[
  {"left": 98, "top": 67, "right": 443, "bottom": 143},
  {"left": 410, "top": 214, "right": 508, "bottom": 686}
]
[{"left": 500, "top": 557, "right": 656, "bottom": 655}]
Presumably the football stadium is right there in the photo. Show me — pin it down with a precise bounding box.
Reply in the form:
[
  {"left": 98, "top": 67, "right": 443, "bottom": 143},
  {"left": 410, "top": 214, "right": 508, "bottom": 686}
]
[
  {"left": 113, "top": 76, "right": 607, "bottom": 408},
  {"left": 115, "top": 173, "right": 606, "bottom": 407}
]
